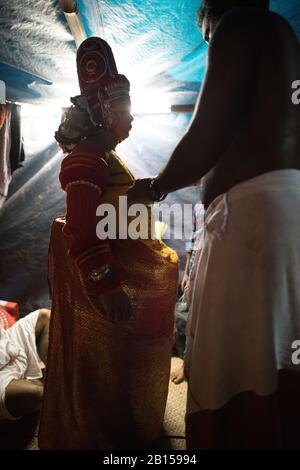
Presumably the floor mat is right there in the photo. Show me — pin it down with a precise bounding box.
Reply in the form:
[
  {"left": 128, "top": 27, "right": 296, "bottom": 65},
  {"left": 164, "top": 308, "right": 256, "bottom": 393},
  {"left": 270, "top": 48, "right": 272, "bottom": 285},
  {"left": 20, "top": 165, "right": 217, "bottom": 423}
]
[{"left": 153, "top": 357, "right": 187, "bottom": 450}]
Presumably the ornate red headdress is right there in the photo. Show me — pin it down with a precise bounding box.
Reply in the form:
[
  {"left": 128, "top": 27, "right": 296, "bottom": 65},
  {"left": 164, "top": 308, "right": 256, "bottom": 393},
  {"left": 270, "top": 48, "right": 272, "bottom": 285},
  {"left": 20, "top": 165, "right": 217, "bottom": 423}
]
[{"left": 76, "top": 37, "right": 130, "bottom": 128}]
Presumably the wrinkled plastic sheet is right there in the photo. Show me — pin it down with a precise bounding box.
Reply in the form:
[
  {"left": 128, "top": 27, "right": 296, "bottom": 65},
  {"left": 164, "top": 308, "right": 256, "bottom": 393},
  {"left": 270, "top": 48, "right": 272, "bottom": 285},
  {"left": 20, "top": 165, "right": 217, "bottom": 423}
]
[
  {"left": 0, "top": 0, "right": 78, "bottom": 103},
  {"left": 78, "top": 0, "right": 207, "bottom": 108},
  {"left": 1, "top": 0, "right": 300, "bottom": 104}
]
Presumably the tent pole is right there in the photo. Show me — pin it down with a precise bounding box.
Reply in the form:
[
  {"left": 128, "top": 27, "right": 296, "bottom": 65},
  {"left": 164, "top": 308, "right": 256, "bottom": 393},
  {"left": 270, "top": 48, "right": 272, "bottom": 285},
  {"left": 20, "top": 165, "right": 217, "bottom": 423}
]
[{"left": 59, "top": 0, "right": 87, "bottom": 48}]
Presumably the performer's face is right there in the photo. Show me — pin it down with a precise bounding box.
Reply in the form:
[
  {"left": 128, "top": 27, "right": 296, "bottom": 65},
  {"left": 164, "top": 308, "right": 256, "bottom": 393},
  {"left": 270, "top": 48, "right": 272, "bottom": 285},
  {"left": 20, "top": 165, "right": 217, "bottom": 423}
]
[{"left": 110, "top": 97, "right": 134, "bottom": 142}]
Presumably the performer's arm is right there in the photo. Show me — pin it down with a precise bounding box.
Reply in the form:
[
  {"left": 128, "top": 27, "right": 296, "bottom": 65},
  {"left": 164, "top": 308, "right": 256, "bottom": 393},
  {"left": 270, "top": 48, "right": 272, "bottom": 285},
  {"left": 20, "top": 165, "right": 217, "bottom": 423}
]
[
  {"left": 60, "top": 154, "right": 121, "bottom": 297},
  {"left": 64, "top": 183, "right": 122, "bottom": 297}
]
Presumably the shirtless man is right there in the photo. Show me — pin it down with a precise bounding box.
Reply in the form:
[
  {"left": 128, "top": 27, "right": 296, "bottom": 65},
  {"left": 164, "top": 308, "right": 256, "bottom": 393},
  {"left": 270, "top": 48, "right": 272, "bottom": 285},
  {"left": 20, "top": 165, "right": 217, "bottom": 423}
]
[
  {"left": 128, "top": 0, "right": 300, "bottom": 449},
  {"left": 128, "top": 1, "right": 299, "bottom": 205}
]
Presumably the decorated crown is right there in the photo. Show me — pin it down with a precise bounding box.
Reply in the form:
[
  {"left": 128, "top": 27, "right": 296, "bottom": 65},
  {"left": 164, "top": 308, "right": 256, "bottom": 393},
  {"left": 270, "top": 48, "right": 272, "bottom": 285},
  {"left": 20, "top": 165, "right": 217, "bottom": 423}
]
[{"left": 76, "top": 37, "right": 130, "bottom": 127}]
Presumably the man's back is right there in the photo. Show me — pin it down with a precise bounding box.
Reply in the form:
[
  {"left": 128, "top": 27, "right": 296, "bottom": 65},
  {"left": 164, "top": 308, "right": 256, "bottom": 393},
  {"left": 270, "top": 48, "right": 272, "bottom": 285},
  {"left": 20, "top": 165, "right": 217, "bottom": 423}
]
[{"left": 202, "top": 8, "right": 300, "bottom": 207}]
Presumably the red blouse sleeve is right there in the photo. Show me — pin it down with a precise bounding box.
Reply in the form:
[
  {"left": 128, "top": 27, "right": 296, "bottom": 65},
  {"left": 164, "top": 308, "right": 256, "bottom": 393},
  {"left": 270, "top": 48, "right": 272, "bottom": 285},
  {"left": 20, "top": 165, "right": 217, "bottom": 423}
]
[{"left": 59, "top": 150, "right": 121, "bottom": 296}]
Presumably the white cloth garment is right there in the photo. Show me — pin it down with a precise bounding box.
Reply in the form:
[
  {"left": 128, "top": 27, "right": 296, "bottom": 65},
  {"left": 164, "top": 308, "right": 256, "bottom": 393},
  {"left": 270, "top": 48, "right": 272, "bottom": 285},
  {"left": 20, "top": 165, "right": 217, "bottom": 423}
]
[
  {"left": 186, "top": 169, "right": 300, "bottom": 415},
  {"left": 0, "top": 310, "right": 42, "bottom": 420}
]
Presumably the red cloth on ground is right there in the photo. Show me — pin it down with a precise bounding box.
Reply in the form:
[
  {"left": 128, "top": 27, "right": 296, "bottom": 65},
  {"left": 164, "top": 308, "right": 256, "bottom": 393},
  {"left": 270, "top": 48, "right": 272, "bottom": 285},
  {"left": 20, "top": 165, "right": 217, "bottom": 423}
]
[{"left": 0, "top": 301, "right": 20, "bottom": 329}]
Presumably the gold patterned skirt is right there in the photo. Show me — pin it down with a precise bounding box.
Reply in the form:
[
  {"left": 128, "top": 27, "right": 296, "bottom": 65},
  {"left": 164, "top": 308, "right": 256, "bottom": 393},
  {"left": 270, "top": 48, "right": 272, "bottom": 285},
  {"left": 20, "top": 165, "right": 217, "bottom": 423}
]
[{"left": 39, "top": 217, "right": 178, "bottom": 449}]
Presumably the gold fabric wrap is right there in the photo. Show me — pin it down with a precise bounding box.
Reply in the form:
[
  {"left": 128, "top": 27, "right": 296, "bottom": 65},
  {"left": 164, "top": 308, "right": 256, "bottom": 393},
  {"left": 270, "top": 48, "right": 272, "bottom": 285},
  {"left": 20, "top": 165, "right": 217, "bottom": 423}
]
[
  {"left": 39, "top": 152, "right": 178, "bottom": 449},
  {"left": 0, "top": 104, "right": 7, "bottom": 131}
]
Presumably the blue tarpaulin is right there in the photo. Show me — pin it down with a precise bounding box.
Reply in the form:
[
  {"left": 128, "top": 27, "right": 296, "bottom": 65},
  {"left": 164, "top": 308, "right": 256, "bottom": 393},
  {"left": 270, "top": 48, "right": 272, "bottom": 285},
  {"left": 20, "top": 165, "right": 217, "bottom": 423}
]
[{"left": 0, "top": 0, "right": 299, "bottom": 103}]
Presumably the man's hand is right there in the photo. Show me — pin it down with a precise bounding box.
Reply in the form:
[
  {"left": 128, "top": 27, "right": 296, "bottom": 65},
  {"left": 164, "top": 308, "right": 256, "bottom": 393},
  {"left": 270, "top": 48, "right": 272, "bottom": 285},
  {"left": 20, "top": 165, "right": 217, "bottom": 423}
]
[
  {"left": 181, "top": 272, "right": 190, "bottom": 292},
  {"left": 127, "top": 178, "right": 154, "bottom": 205},
  {"left": 99, "top": 288, "right": 132, "bottom": 322}
]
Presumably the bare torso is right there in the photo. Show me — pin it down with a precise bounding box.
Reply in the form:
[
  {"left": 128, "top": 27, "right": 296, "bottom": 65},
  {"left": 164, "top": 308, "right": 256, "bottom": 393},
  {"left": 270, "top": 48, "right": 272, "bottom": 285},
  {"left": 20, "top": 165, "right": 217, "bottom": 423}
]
[{"left": 202, "top": 12, "right": 300, "bottom": 208}]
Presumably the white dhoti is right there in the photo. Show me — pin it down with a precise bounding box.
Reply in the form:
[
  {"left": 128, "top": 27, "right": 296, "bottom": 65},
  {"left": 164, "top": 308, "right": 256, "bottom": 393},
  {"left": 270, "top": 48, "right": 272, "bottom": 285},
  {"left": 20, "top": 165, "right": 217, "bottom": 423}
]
[{"left": 185, "top": 170, "right": 300, "bottom": 449}]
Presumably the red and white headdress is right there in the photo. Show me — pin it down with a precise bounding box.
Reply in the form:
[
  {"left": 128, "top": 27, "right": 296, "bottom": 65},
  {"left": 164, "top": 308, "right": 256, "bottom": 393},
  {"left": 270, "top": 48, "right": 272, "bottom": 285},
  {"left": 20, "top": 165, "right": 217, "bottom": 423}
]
[{"left": 76, "top": 37, "right": 130, "bottom": 127}]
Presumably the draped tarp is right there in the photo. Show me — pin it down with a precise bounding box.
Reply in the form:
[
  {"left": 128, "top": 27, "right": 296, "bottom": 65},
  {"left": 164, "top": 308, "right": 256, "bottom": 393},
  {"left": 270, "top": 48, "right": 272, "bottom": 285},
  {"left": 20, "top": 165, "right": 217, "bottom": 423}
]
[{"left": 1, "top": 1, "right": 299, "bottom": 104}]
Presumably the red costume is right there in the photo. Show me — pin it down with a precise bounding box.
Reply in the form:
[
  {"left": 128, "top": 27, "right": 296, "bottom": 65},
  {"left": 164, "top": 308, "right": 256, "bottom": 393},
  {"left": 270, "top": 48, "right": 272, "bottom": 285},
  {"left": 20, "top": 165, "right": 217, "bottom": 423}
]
[{"left": 39, "top": 38, "right": 178, "bottom": 450}]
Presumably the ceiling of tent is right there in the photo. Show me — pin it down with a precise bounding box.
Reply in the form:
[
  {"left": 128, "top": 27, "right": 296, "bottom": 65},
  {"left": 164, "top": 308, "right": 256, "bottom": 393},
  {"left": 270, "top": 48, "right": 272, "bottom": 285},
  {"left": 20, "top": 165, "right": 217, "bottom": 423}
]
[
  {"left": 0, "top": 0, "right": 77, "bottom": 103},
  {"left": 0, "top": 0, "right": 299, "bottom": 107}
]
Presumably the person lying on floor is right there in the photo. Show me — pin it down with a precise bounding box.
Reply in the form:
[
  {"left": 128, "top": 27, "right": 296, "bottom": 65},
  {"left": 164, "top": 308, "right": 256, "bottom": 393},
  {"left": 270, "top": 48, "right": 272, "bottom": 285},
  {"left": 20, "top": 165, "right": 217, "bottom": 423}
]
[{"left": 0, "top": 308, "right": 50, "bottom": 421}]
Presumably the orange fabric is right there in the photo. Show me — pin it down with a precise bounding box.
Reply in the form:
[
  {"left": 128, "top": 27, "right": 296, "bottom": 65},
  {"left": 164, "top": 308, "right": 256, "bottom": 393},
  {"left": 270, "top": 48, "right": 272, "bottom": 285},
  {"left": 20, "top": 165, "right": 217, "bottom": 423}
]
[
  {"left": 39, "top": 146, "right": 178, "bottom": 449},
  {"left": 0, "top": 104, "right": 7, "bottom": 131},
  {"left": 39, "top": 219, "right": 178, "bottom": 449}
]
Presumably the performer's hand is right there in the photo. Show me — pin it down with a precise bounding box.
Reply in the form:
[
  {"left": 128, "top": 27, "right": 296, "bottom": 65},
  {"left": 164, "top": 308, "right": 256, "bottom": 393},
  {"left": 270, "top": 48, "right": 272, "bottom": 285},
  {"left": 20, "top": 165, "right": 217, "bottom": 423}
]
[
  {"left": 127, "top": 178, "right": 154, "bottom": 205},
  {"left": 99, "top": 288, "right": 132, "bottom": 322}
]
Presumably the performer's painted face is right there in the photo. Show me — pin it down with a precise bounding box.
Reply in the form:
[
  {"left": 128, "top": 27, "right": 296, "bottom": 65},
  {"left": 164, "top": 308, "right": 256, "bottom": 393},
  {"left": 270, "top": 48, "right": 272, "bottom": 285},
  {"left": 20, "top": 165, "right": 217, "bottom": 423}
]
[{"left": 109, "top": 97, "right": 134, "bottom": 142}]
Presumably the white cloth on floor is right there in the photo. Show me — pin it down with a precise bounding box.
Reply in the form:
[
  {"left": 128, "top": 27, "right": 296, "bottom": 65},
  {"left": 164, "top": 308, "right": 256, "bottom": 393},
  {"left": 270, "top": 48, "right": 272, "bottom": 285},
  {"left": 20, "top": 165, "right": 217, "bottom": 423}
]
[
  {"left": 186, "top": 169, "right": 300, "bottom": 415},
  {"left": 0, "top": 310, "right": 42, "bottom": 420}
]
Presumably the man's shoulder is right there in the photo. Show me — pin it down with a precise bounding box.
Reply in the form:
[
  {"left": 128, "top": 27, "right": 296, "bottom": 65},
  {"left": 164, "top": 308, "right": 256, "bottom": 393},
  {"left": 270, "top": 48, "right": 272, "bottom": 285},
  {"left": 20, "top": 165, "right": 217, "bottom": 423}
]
[
  {"left": 211, "top": 8, "right": 291, "bottom": 52},
  {"left": 215, "top": 8, "right": 289, "bottom": 38}
]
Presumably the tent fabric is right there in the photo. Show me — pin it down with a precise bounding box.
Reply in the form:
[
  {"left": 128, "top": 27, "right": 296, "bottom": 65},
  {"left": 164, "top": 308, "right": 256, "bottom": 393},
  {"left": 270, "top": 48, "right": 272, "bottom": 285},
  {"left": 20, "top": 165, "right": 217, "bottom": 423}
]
[
  {"left": 77, "top": 0, "right": 207, "bottom": 108},
  {"left": 0, "top": 0, "right": 78, "bottom": 103},
  {"left": 1, "top": 1, "right": 299, "bottom": 104}
]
